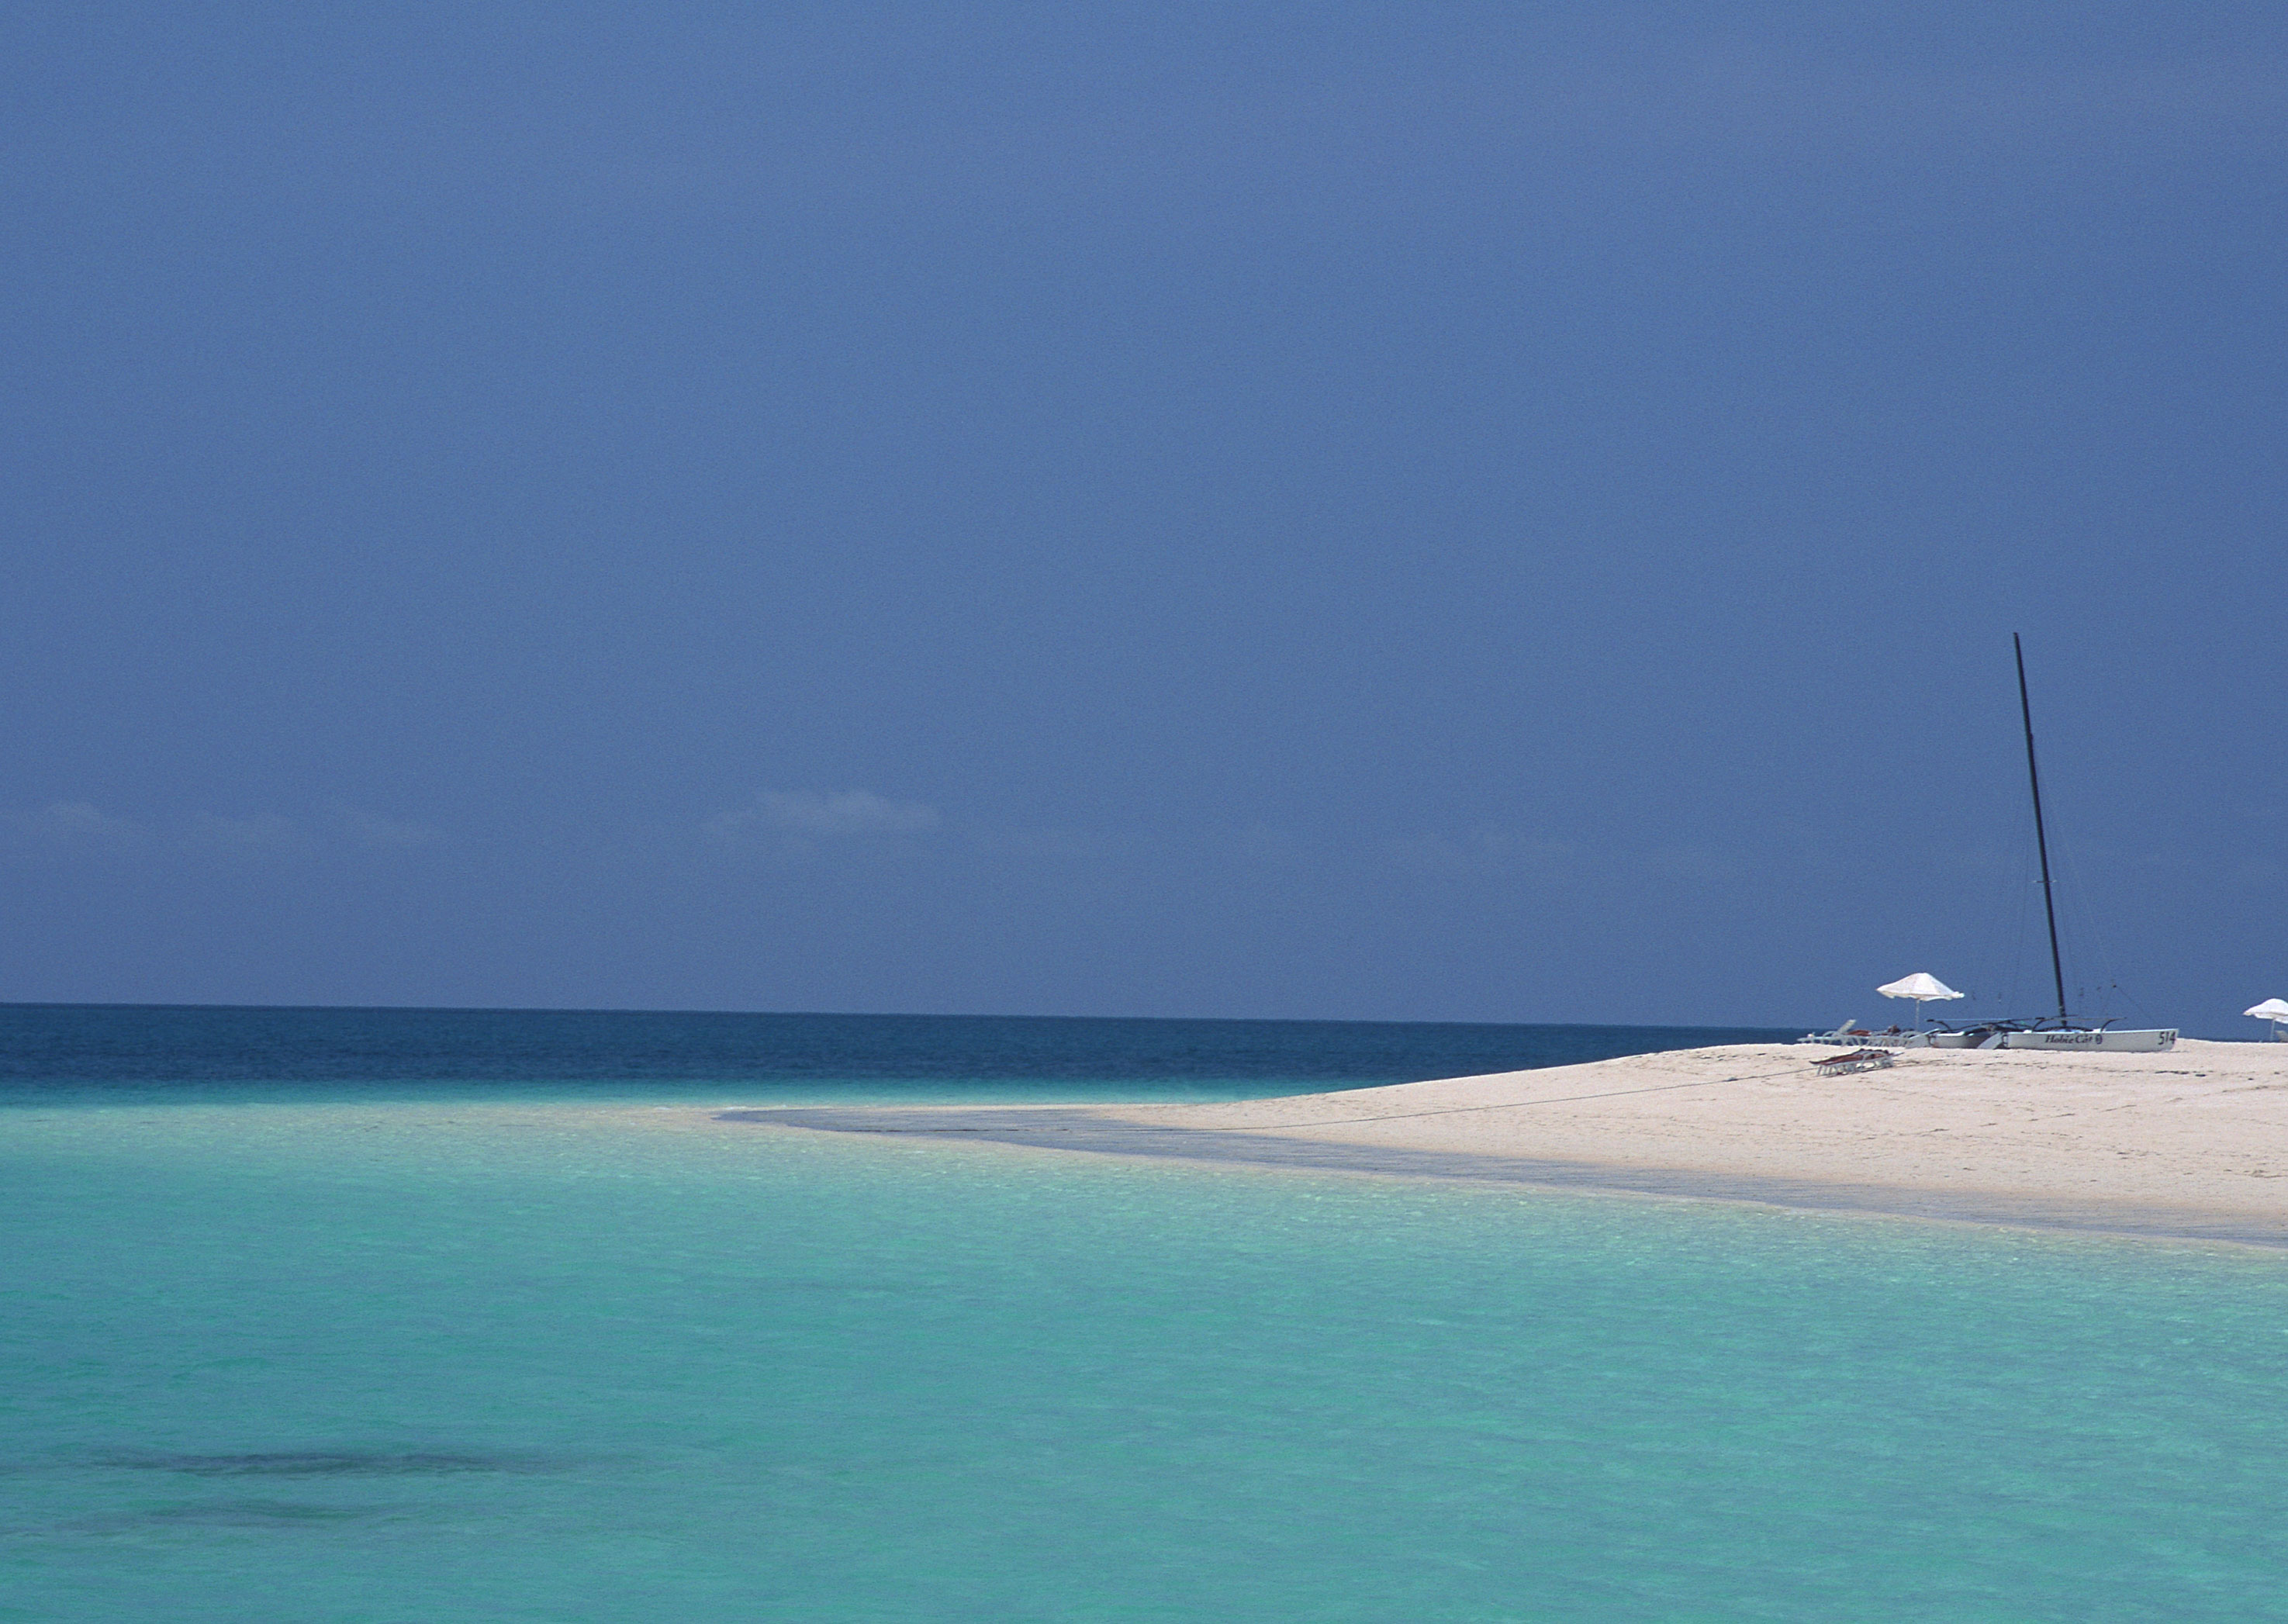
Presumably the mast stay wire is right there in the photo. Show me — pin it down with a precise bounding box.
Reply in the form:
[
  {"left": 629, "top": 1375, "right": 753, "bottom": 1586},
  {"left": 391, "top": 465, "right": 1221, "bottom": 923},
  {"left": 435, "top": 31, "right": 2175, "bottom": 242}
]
[
  {"left": 2013, "top": 634, "right": 2152, "bottom": 1028},
  {"left": 2051, "top": 820, "right": 2154, "bottom": 1025}
]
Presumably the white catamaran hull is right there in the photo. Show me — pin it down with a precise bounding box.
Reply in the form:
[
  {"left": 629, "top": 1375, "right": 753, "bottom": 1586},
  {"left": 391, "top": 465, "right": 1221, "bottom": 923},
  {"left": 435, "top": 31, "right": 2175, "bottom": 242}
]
[
  {"left": 1999, "top": 1028, "right": 2176, "bottom": 1052},
  {"left": 1916, "top": 1027, "right": 2179, "bottom": 1051}
]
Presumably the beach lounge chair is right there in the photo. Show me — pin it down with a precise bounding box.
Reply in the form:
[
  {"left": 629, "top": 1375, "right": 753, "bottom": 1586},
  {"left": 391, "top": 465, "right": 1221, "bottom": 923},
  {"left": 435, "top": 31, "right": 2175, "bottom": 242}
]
[{"left": 1813, "top": 1048, "right": 1896, "bottom": 1077}]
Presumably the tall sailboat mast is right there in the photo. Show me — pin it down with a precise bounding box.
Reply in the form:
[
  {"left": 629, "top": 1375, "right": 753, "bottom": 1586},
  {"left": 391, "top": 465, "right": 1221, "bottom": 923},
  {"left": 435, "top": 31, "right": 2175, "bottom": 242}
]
[{"left": 2013, "top": 634, "right": 2070, "bottom": 1024}]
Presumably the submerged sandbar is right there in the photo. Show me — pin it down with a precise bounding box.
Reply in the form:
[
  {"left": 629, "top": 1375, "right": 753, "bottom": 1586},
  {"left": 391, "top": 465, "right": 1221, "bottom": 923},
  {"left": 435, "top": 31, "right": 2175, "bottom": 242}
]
[{"left": 720, "top": 1039, "right": 2288, "bottom": 1246}]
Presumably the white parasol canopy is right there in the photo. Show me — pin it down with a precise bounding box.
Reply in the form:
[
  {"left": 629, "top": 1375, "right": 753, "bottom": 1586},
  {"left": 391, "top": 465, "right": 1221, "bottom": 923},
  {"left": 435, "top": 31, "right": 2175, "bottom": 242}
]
[
  {"left": 1878, "top": 973, "right": 1963, "bottom": 1003},
  {"left": 2245, "top": 998, "right": 2288, "bottom": 1025},
  {"left": 1878, "top": 973, "right": 1963, "bottom": 1031}
]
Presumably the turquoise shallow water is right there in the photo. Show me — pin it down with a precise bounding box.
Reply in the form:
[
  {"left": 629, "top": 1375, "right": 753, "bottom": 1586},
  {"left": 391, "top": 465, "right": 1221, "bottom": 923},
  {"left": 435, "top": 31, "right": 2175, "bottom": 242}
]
[
  {"left": 6, "top": 1097, "right": 2288, "bottom": 1622},
  {"left": 5, "top": 1007, "right": 2287, "bottom": 1620}
]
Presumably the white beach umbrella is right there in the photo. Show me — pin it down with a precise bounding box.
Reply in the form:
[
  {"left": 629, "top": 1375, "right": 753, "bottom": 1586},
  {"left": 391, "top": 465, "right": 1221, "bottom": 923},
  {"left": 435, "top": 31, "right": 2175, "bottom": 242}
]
[
  {"left": 1878, "top": 973, "right": 1964, "bottom": 1031},
  {"left": 2245, "top": 998, "right": 2288, "bottom": 1040}
]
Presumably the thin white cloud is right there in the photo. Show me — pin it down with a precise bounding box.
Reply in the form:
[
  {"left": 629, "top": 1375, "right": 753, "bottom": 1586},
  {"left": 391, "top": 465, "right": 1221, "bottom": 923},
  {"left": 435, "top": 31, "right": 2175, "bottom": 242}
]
[
  {"left": 6, "top": 800, "right": 445, "bottom": 859},
  {"left": 707, "top": 789, "right": 942, "bottom": 842},
  {"left": 1387, "top": 828, "right": 1582, "bottom": 879},
  {"left": 326, "top": 803, "right": 445, "bottom": 848},
  {"left": 2, "top": 800, "right": 148, "bottom": 847},
  {"left": 190, "top": 812, "right": 305, "bottom": 851}
]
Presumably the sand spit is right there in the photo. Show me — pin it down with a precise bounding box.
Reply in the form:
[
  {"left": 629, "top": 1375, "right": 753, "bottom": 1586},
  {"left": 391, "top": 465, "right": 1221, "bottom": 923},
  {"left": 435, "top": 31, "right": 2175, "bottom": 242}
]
[{"left": 720, "top": 1039, "right": 2288, "bottom": 1246}]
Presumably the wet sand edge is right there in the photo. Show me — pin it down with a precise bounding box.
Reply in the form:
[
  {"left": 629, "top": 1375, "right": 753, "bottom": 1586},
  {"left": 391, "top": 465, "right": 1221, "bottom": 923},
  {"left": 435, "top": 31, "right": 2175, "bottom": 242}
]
[{"left": 717, "top": 1105, "right": 2288, "bottom": 1250}]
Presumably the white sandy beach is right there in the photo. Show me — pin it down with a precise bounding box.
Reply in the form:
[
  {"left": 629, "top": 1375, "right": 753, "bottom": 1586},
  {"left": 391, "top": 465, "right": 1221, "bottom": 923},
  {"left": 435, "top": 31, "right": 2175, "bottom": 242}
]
[
  {"left": 723, "top": 1039, "right": 2288, "bottom": 1243},
  {"left": 1099, "top": 1038, "right": 2288, "bottom": 1230}
]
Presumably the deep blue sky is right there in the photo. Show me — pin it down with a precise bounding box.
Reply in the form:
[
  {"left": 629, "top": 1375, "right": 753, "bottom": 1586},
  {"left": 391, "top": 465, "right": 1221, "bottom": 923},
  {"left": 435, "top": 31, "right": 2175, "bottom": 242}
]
[{"left": 4, "top": 3, "right": 2282, "bottom": 1033}]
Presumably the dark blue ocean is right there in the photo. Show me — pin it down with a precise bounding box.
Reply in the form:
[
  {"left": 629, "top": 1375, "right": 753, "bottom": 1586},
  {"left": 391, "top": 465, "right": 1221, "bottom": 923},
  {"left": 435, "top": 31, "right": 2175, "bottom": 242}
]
[
  {"left": 4, "top": 1005, "right": 2285, "bottom": 1622},
  {"left": 0, "top": 1003, "right": 1797, "bottom": 1103}
]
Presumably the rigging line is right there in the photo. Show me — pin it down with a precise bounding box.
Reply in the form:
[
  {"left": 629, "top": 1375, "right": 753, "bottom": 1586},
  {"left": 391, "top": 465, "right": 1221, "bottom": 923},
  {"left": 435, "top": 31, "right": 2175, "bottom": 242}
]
[
  {"left": 2031, "top": 698, "right": 2151, "bottom": 1022},
  {"left": 2066, "top": 863, "right": 2114, "bottom": 1018},
  {"left": 2056, "top": 832, "right": 2141, "bottom": 1021}
]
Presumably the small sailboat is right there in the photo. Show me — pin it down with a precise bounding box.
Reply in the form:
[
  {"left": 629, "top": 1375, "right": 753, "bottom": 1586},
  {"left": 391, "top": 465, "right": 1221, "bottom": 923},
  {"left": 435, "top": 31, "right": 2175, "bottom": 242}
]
[{"left": 1929, "top": 637, "right": 2176, "bottom": 1052}]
